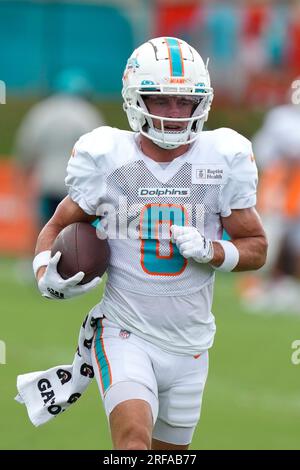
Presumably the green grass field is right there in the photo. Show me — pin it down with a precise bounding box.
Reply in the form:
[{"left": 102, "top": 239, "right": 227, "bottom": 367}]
[{"left": 1, "top": 259, "right": 299, "bottom": 450}]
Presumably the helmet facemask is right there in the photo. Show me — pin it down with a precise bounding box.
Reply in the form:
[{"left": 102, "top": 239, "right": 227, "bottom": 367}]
[{"left": 123, "top": 88, "right": 213, "bottom": 149}]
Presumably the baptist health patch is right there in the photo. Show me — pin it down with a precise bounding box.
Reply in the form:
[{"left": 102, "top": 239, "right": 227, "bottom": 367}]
[{"left": 192, "top": 165, "right": 227, "bottom": 185}]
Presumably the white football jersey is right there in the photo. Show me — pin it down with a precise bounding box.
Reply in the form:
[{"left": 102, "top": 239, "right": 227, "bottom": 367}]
[
  {"left": 14, "top": 95, "right": 104, "bottom": 196},
  {"left": 253, "top": 105, "right": 300, "bottom": 169},
  {"left": 66, "top": 126, "right": 257, "bottom": 355}
]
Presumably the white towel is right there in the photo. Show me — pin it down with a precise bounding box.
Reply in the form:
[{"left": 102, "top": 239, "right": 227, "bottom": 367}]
[{"left": 15, "top": 306, "right": 102, "bottom": 426}]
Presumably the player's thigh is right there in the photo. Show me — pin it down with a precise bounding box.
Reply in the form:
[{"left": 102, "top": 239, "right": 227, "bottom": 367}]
[
  {"left": 152, "top": 350, "right": 209, "bottom": 446},
  {"left": 91, "top": 317, "right": 159, "bottom": 422}
]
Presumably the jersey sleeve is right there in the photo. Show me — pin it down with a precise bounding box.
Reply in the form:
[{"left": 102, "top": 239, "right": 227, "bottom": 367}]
[
  {"left": 220, "top": 136, "right": 258, "bottom": 217},
  {"left": 65, "top": 129, "right": 109, "bottom": 215}
]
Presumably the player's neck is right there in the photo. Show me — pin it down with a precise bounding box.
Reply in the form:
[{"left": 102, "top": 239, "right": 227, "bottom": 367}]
[{"left": 139, "top": 134, "right": 190, "bottom": 163}]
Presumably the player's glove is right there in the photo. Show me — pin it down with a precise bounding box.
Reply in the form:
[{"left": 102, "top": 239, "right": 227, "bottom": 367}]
[
  {"left": 170, "top": 225, "right": 214, "bottom": 264},
  {"left": 38, "top": 251, "right": 101, "bottom": 300}
]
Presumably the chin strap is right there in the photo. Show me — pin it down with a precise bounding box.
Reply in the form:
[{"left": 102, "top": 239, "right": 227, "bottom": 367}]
[{"left": 147, "top": 127, "right": 190, "bottom": 149}]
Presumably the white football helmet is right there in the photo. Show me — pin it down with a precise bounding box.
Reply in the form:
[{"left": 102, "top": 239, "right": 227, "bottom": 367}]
[{"left": 122, "top": 37, "right": 214, "bottom": 149}]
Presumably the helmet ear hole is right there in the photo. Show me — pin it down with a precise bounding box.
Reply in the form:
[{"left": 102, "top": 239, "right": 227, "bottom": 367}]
[{"left": 125, "top": 105, "right": 142, "bottom": 132}]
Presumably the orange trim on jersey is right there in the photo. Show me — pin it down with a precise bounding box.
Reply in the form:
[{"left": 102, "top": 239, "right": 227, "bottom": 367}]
[{"left": 139, "top": 203, "right": 188, "bottom": 276}]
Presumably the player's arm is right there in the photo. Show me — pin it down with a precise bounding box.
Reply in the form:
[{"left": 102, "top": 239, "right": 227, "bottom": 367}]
[
  {"left": 35, "top": 195, "right": 95, "bottom": 281},
  {"left": 35, "top": 129, "right": 108, "bottom": 299},
  {"left": 171, "top": 131, "right": 267, "bottom": 273},
  {"left": 212, "top": 207, "right": 268, "bottom": 271},
  {"left": 33, "top": 196, "right": 100, "bottom": 300},
  {"left": 171, "top": 207, "right": 268, "bottom": 273}
]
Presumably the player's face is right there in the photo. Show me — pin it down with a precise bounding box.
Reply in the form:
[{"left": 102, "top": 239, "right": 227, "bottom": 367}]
[{"left": 143, "top": 95, "right": 197, "bottom": 131}]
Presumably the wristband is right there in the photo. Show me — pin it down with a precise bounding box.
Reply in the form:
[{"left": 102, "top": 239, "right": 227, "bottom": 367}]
[
  {"left": 33, "top": 250, "right": 51, "bottom": 278},
  {"left": 214, "top": 240, "right": 239, "bottom": 272}
]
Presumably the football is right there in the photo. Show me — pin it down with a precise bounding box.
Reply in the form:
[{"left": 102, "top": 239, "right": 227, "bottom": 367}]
[{"left": 51, "top": 222, "right": 110, "bottom": 284}]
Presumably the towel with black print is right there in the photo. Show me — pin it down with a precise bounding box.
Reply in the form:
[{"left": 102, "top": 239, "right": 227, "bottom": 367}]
[{"left": 15, "top": 306, "right": 102, "bottom": 426}]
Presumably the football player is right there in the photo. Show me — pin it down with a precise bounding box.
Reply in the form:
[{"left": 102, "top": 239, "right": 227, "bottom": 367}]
[
  {"left": 32, "top": 37, "right": 267, "bottom": 450},
  {"left": 239, "top": 102, "right": 300, "bottom": 311}
]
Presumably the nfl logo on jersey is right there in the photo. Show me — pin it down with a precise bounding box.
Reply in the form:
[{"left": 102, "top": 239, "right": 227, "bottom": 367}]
[
  {"left": 119, "top": 329, "right": 131, "bottom": 339},
  {"left": 196, "top": 169, "right": 206, "bottom": 179}
]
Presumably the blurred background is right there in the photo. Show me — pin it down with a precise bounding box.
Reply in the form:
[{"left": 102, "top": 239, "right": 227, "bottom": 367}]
[{"left": 1, "top": 0, "right": 300, "bottom": 450}]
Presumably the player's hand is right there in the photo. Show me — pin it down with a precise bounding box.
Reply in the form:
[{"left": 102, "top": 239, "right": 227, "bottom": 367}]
[
  {"left": 170, "top": 225, "right": 214, "bottom": 264},
  {"left": 38, "top": 252, "right": 102, "bottom": 300}
]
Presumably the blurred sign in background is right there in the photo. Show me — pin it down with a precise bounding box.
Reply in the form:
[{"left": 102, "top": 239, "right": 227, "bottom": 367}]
[{"left": 1, "top": 0, "right": 299, "bottom": 100}]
